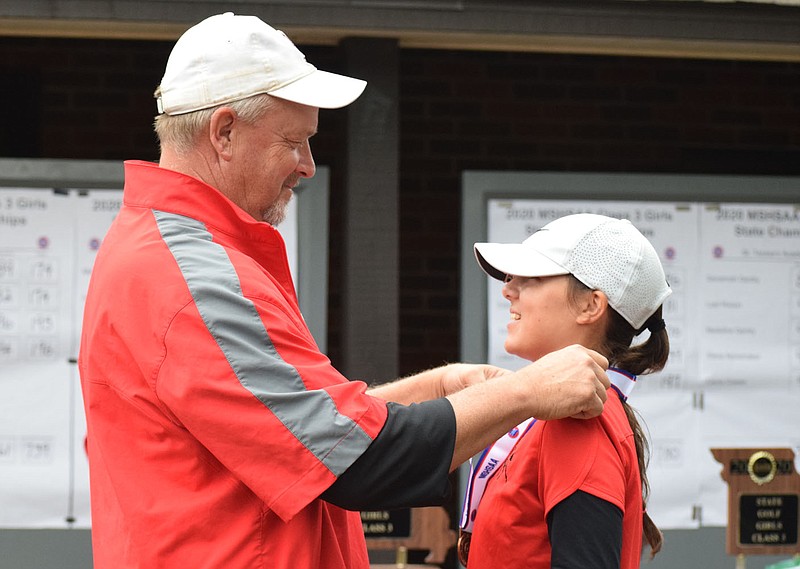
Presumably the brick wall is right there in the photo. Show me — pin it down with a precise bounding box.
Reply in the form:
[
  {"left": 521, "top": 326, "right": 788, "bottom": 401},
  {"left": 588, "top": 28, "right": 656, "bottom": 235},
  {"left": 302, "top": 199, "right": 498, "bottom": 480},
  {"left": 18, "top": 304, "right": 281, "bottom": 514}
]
[
  {"left": 1, "top": 37, "right": 171, "bottom": 160},
  {"left": 2, "top": 37, "right": 799, "bottom": 376}
]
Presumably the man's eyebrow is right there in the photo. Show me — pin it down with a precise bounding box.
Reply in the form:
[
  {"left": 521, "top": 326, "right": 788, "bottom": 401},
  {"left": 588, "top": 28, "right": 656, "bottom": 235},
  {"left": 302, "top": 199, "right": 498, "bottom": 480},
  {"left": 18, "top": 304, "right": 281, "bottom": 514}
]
[{"left": 290, "top": 128, "right": 317, "bottom": 139}]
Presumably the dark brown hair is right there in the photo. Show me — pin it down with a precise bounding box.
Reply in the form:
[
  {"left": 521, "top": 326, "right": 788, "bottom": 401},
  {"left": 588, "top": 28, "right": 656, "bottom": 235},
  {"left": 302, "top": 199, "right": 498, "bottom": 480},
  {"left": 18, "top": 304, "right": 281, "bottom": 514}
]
[{"left": 569, "top": 276, "right": 668, "bottom": 558}]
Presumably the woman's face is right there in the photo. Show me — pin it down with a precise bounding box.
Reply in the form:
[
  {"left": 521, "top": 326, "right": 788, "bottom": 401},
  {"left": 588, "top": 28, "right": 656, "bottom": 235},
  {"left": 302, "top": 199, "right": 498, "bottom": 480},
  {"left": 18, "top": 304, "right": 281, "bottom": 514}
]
[{"left": 501, "top": 274, "right": 587, "bottom": 362}]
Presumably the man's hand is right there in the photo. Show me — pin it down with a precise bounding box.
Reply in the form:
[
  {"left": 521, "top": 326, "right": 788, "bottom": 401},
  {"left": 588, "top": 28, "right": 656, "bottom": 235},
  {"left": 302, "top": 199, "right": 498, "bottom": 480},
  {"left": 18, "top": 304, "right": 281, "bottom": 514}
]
[
  {"left": 516, "top": 345, "right": 610, "bottom": 420},
  {"left": 445, "top": 345, "right": 610, "bottom": 470},
  {"left": 438, "top": 363, "right": 511, "bottom": 397}
]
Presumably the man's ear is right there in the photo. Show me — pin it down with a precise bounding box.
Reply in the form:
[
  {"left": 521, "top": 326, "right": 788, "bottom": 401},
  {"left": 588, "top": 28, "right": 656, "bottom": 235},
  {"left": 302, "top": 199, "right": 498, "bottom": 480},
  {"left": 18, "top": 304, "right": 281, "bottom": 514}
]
[
  {"left": 209, "top": 107, "right": 236, "bottom": 160},
  {"left": 576, "top": 289, "right": 608, "bottom": 325}
]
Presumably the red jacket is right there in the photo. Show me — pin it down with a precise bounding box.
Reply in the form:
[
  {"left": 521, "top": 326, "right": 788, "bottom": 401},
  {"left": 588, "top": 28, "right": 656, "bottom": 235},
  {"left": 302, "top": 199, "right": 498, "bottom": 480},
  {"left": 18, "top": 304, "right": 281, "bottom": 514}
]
[{"left": 79, "top": 160, "right": 388, "bottom": 568}]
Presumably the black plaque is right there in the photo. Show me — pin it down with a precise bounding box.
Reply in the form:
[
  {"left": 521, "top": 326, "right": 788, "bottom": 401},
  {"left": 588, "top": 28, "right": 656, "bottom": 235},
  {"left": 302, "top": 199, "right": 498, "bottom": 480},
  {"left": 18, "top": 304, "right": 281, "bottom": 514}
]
[
  {"left": 361, "top": 509, "right": 412, "bottom": 538},
  {"left": 738, "top": 494, "right": 798, "bottom": 546}
]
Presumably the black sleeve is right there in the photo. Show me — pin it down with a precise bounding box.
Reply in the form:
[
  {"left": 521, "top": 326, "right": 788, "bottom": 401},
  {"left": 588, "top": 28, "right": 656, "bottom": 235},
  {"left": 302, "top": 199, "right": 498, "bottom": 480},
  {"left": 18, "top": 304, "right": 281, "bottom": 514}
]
[
  {"left": 321, "top": 398, "right": 456, "bottom": 511},
  {"left": 547, "top": 490, "right": 623, "bottom": 569}
]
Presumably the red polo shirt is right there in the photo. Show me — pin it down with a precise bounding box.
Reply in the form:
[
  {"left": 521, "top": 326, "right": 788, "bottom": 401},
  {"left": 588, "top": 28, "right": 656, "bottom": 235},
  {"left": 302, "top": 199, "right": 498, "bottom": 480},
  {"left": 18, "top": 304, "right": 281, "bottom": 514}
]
[{"left": 467, "top": 391, "right": 643, "bottom": 568}]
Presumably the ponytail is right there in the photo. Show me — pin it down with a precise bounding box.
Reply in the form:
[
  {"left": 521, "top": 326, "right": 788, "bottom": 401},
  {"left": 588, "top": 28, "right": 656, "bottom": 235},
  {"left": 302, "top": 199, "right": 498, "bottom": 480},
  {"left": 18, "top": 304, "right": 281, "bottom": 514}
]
[
  {"left": 609, "top": 306, "right": 670, "bottom": 377},
  {"left": 605, "top": 306, "right": 667, "bottom": 558},
  {"left": 621, "top": 400, "right": 663, "bottom": 558}
]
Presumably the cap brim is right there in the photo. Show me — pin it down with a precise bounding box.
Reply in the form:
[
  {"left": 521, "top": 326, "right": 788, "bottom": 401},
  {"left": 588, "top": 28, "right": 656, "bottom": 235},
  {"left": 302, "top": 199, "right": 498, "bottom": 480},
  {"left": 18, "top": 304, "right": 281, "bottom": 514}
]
[
  {"left": 268, "top": 69, "right": 367, "bottom": 109},
  {"left": 474, "top": 242, "right": 569, "bottom": 281}
]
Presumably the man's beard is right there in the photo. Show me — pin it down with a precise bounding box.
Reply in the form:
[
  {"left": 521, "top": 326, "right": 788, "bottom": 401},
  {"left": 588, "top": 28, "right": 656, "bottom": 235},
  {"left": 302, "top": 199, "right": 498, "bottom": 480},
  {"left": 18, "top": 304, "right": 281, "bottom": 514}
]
[{"left": 262, "top": 190, "right": 292, "bottom": 226}]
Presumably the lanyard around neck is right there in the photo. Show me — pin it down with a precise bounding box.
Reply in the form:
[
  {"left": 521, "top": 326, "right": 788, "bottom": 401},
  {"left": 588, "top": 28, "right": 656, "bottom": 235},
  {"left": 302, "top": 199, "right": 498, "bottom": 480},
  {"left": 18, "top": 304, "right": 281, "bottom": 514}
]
[{"left": 459, "top": 368, "right": 636, "bottom": 532}]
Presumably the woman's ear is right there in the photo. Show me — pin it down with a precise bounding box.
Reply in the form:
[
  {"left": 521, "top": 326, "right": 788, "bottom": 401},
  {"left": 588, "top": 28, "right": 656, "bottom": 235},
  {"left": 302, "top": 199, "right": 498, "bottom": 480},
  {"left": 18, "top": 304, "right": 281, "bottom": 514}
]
[{"left": 576, "top": 289, "right": 608, "bottom": 325}]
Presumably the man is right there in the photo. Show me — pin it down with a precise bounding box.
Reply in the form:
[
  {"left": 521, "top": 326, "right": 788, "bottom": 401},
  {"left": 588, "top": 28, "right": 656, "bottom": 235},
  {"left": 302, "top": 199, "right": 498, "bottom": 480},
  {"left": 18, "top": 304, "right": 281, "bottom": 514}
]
[{"left": 79, "top": 12, "right": 610, "bottom": 569}]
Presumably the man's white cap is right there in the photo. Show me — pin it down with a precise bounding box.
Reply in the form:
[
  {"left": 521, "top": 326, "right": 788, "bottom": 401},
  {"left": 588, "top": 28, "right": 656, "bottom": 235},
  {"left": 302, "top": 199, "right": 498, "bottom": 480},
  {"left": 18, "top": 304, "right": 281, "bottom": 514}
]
[
  {"left": 156, "top": 12, "right": 367, "bottom": 115},
  {"left": 474, "top": 213, "right": 672, "bottom": 330}
]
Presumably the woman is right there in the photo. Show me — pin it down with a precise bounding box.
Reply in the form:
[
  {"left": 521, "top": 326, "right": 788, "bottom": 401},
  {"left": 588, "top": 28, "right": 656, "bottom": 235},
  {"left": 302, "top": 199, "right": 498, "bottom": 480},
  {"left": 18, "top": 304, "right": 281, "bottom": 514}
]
[{"left": 460, "top": 213, "right": 670, "bottom": 568}]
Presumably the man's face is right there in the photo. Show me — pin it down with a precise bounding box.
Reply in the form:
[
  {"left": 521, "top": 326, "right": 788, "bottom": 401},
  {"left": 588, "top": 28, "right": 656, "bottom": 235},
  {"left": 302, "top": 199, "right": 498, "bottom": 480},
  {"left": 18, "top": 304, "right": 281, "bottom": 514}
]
[{"left": 230, "top": 98, "right": 318, "bottom": 225}]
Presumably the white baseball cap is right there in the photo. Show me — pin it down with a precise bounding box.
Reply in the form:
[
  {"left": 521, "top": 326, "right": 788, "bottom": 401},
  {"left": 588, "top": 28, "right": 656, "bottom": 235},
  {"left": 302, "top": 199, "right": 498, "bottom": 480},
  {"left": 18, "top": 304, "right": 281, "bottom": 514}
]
[
  {"left": 474, "top": 213, "right": 672, "bottom": 330},
  {"left": 156, "top": 13, "right": 367, "bottom": 115}
]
